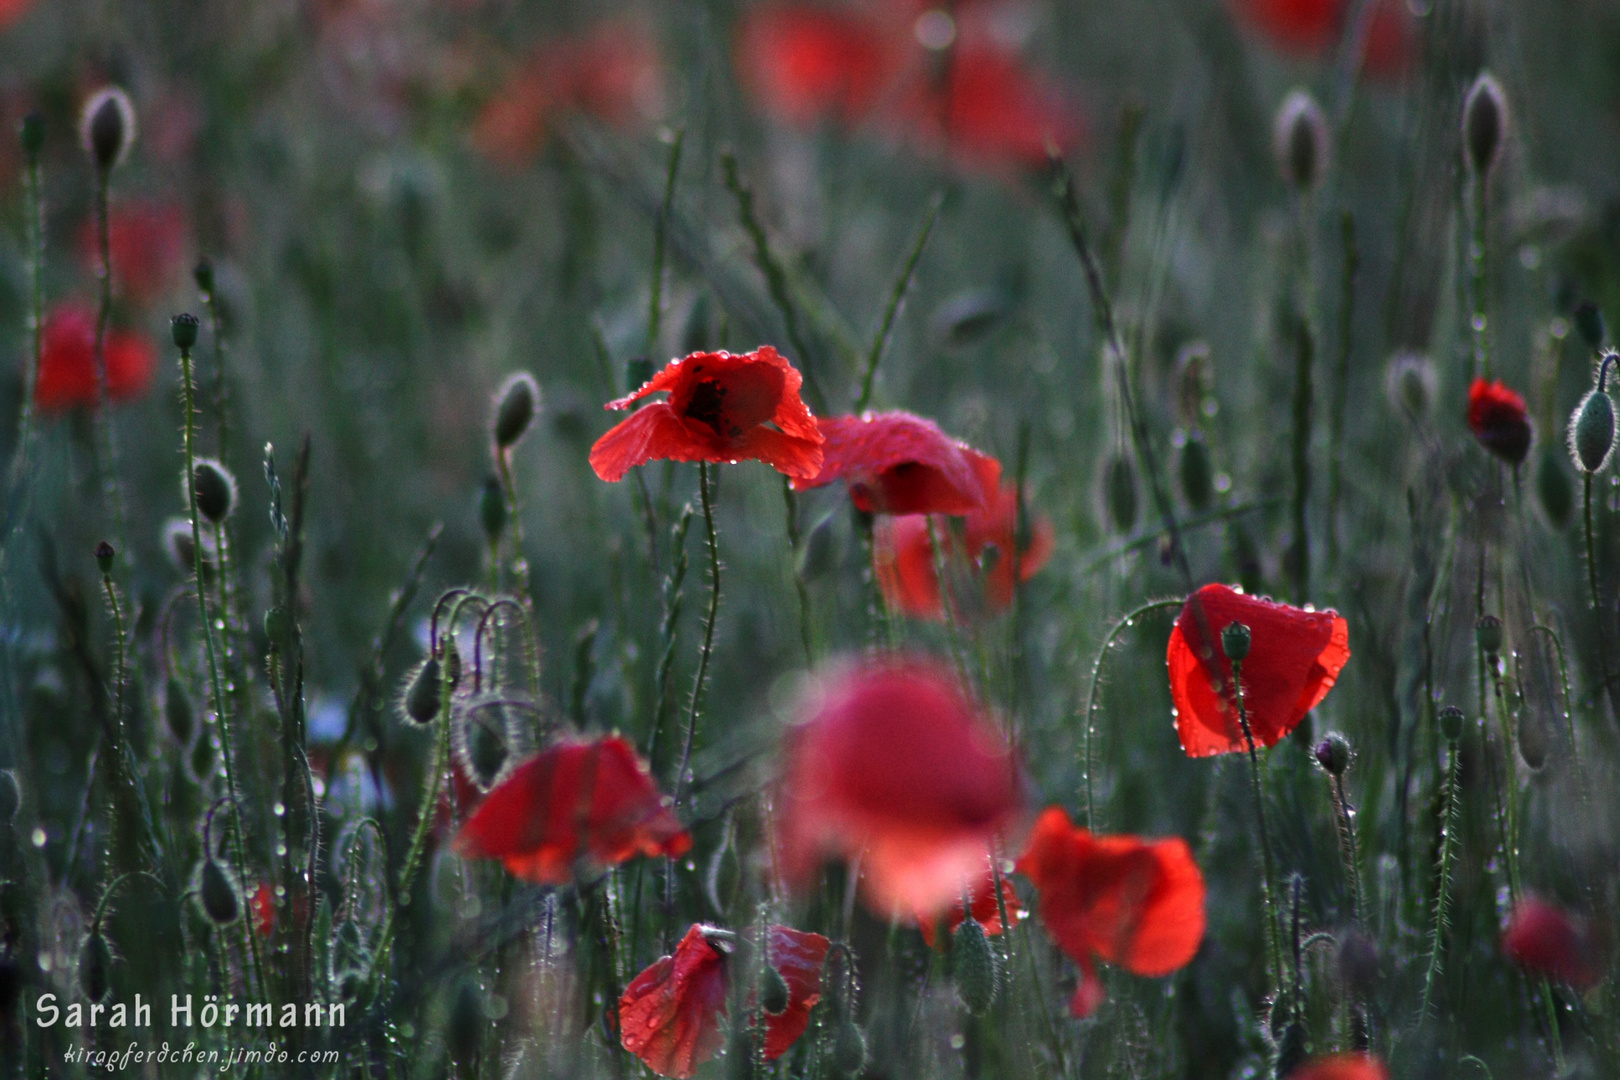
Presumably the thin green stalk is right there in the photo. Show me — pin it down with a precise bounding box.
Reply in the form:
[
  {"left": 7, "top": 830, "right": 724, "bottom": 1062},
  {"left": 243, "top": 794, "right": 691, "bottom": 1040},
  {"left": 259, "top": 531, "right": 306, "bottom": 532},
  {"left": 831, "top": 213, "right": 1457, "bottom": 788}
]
[
  {"left": 1419, "top": 732, "right": 1461, "bottom": 1020},
  {"left": 1327, "top": 211, "right": 1356, "bottom": 572},
  {"left": 647, "top": 128, "right": 685, "bottom": 354},
  {"left": 91, "top": 169, "right": 129, "bottom": 558},
  {"left": 857, "top": 511, "right": 892, "bottom": 652},
  {"left": 783, "top": 477, "right": 813, "bottom": 664},
  {"left": 646, "top": 506, "right": 693, "bottom": 769},
  {"left": 855, "top": 193, "right": 942, "bottom": 414},
  {"left": 675, "top": 462, "right": 721, "bottom": 804},
  {"left": 7, "top": 135, "right": 44, "bottom": 496},
  {"left": 200, "top": 277, "right": 230, "bottom": 460},
  {"left": 1080, "top": 599, "right": 1184, "bottom": 830},
  {"left": 495, "top": 449, "right": 537, "bottom": 689},
  {"left": 1289, "top": 308, "right": 1314, "bottom": 606},
  {"left": 1471, "top": 171, "right": 1491, "bottom": 381},
  {"left": 98, "top": 569, "right": 128, "bottom": 765},
  {"left": 1231, "top": 657, "right": 1283, "bottom": 993},
  {"left": 926, "top": 516, "right": 971, "bottom": 687},
  {"left": 1330, "top": 774, "right": 1365, "bottom": 929}
]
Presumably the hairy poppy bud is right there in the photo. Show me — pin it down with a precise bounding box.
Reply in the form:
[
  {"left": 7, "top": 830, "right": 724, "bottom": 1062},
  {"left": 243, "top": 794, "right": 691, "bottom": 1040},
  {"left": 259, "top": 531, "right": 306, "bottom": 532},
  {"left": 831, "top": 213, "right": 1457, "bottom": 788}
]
[
  {"left": 832, "top": 1019, "right": 867, "bottom": 1077},
  {"left": 1518, "top": 709, "right": 1548, "bottom": 770},
  {"left": 79, "top": 933, "right": 112, "bottom": 1003},
  {"left": 0, "top": 769, "right": 18, "bottom": 823},
  {"left": 1574, "top": 302, "right": 1606, "bottom": 351},
  {"left": 1439, "top": 705, "right": 1465, "bottom": 742},
  {"left": 165, "top": 675, "right": 195, "bottom": 744},
  {"left": 171, "top": 312, "right": 200, "bottom": 352},
  {"left": 19, "top": 110, "right": 43, "bottom": 158},
  {"left": 447, "top": 978, "right": 484, "bottom": 1065},
  {"left": 1179, "top": 433, "right": 1214, "bottom": 511},
  {"left": 1315, "top": 732, "right": 1350, "bottom": 776},
  {"left": 480, "top": 476, "right": 507, "bottom": 543},
  {"left": 1104, "top": 452, "right": 1137, "bottom": 534},
  {"left": 200, "top": 858, "right": 240, "bottom": 925},
  {"left": 1569, "top": 358, "right": 1616, "bottom": 474},
  {"left": 191, "top": 459, "right": 237, "bottom": 524},
  {"left": 1273, "top": 89, "right": 1328, "bottom": 194},
  {"left": 1537, "top": 446, "right": 1574, "bottom": 528},
  {"left": 760, "top": 963, "right": 791, "bottom": 1016},
  {"left": 1475, "top": 615, "right": 1503, "bottom": 658},
  {"left": 1221, "top": 621, "right": 1252, "bottom": 664},
  {"left": 951, "top": 916, "right": 1001, "bottom": 1015},
  {"left": 493, "top": 372, "right": 539, "bottom": 450},
  {"left": 1463, "top": 73, "right": 1506, "bottom": 177},
  {"left": 263, "top": 606, "right": 289, "bottom": 644},
  {"left": 194, "top": 259, "right": 215, "bottom": 295},
  {"left": 459, "top": 714, "right": 507, "bottom": 791},
  {"left": 403, "top": 655, "right": 443, "bottom": 725},
  {"left": 81, "top": 87, "right": 135, "bottom": 172},
  {"left": 1337, "top": 930, "right": 1379, "bottom": 997},
  {"left": 94, "top": 540, "right": 115, "bottom": 576}
]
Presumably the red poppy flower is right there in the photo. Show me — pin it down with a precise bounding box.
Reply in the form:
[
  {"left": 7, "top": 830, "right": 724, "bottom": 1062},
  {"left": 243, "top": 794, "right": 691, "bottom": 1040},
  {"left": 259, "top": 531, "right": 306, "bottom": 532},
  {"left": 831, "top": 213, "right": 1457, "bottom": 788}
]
[
  {"left": 777, "top": 657, "right": 1021, "bottom": 916},
  {"left": 619, "top": 924, "right": 730, "bottom": 1078},
  {"left": 79, "top": 200, "right": 187, "bottom": 305},
  {"left": 734, "top": 7, "right": 901, "bottom": 126},
  {"left": 1014, "top": 807, "right": 1206, "bottom": 1018},
  {"left": 454, "top": 735, "right": 690, "bottom": 884},
  {"left": 917, "top": 867, "right": 1022, "bottom": 948},
  {"left": 589, "top": 347, "right": 824, "bottom": 482},
  {"left": 1230, "top": 0, "right": 1413, "bottom": 78},
  {"left": 472, "top": 21, "right": 662, "bottom": 168},
  {"left": 1291, "top": 1054, "right": 1391, "bottom": 1080},
  {"left": 761, "top": 925, "right": 831, "bottom": 1060},
  {"left": 793, "top": 411, "right": 1000, "bottom": 515},
  {"left": 1501, "top": 898, "right": 1604, "bottom": 989},
  {"left": 251, "top": 881, "right": 275, "bottom": 939},
  {"left": 897, "top": 45, "right": 1085, "bottom": 169},
  {"left": 1467, "top": 377, "right": 1533, "bottom": 466},
  {"left": 33, "top": 303, "right": 157, "bottom": 412},
  {"left": 874, "top": 483, "right": 1054, "bottom": 621},
  {"left": 1166, "top": 583, "right": 1350, "bottom": 758}
]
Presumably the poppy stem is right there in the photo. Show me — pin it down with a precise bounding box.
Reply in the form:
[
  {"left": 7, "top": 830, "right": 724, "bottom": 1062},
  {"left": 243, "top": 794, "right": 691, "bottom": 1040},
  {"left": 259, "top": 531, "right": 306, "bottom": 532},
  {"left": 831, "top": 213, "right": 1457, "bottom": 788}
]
[
  {"left": 1419, "top": 729, "right": 1461, "bottom": 1021},
  {"left": 1229, "top": 659, "right": 1284, "bottom": 997},
  {"left": 496, "top": 448, "right": 535, "bottom": 622},
  {"left": 926, "top": 516, "right": 971, "bottom": 687},
  {"left": 783, "top": 476, "right": 814, "bottom": 664},
  {"left": 91, "top": 166, "right": 130, "bottom": 566},
  {"left": 855, "top": 193, "right": 942, "bottom": 415},
  {"left": 1288, "top": 304, "right": 1314, "bottom": 607},
  {"left": 4, "top": 129, "right": 44, "bottom": 520},
  {"left": 856, "top": 510, "right": 893, "bottom": 651},
  {"left": 646, "top": 127, "right": 684, "bottom": 355},
  {"left": 1329, "top": 773, "right": 1365, "bottom": 930},
  {"left": 1470, "top": 170, "right": 1491, "bottom": 383},
  {"left": 1326, "top": 211, "right": 1357, "bottom": 574},
  {"left": 200, "top": 271, "right": 230, "bottom": 460},
  {"left": 647, "top": 505, "right": 694, "bottom": 771},
  {"left": 676, "top": 461, "right": 721, "bottom": 807},
  {"left": 1081, "top": 599, "right": 1184, "bottom": 830}
]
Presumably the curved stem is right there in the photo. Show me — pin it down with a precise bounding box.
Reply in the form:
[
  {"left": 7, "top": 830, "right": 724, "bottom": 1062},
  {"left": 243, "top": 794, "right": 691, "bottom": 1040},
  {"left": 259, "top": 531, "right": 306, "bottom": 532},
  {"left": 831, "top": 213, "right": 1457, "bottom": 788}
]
[
  {"left": 1080, "top": 599, "right": 1184, "bottom": 829},
  {"left": 676, "top": 462, "right": 720, "bottom": 805}
]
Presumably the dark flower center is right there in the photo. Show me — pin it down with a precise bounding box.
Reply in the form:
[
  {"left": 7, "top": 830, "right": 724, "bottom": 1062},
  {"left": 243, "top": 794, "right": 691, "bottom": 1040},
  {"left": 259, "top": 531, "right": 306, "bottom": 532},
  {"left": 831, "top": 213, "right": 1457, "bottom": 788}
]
[{"left": 683, "top": 378, "right": 739, "bottom": 438}]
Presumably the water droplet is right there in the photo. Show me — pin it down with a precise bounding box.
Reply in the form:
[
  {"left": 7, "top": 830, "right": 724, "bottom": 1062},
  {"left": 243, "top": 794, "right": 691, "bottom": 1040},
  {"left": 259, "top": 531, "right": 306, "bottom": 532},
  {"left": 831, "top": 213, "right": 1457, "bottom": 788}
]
[
  {"left": 30, "top": 827, "right": 46, "bottom": 848},
  {"left": 950, "top": 1033, "right": 965, "bottom": 1050},
  {"left": 273, "top": 802, "right": 286, "bottom": 817}
]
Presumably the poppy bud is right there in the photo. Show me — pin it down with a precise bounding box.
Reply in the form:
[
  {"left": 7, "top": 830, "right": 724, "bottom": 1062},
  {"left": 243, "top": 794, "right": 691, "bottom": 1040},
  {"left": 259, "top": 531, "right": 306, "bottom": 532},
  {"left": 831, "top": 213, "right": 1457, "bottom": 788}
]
[
  {"left": 171, "top": 312, "right": 200, "bottom": 352},
  {"left": 263, "top": 606, "right": 289, "bottom": 644},
  {"left": 200, "top": 858, "right": 240, "bottom": 925},
  {"left": 1568, "top": 360, "right": 1616, "bottom": 474},
  {"left": 191, "top": 730, "right": 216, "bottom": 777},
  {"left": 1336, "top": 931, "right": 1379, "bottom": 998},
  {"left": 191, "top": 459, "right": 237, "bottom": 524},
  {"left": 1386, "top": 351, "right": 1435, "bottom": 418},
  {"left": 1537, "top": 446, "right": 1574, "bottom": 528},
  {"left": 447, "top": 978, "right": 484, "bottom": 1065},
  {"left": 1475, "top": 615, "right": 1503, "bottom": 658},
  {"left": 1221, "top": 621, "right": 1252, "bottom": 664},
  {"left": 1104, "top": 452, "right": 1138, "bottom": 534},
  {"left": 460, "top": 713, "right": 508, "bottom": 791},
  {"left": 479, "top": 476, "right": 507, "bottom": 543},
  {"left": 760, "top": 963, "right": 791, "bottom": 1016},
  {"left": 1273, "top": 1021, "right": 1308, "bottom": 1079},
  {"left": 0, "top": 769, "right": 18, "bottom": 824},
  {"left": 1574, "top": 301, "right": 1606, "bottom": 351},
  {"left": 1273, "top": 89, "right": 1328, "bottom": 194},
  {"left": 831, "top": 1019, "right": 867, "bottom": 1077},
  {"left": 194, "top": 258, "right": 215, "bottom": 294},
  {"left": 79, "top": 933, "right": 112, "bottom": 1003},
  {"left": 1314, "top": 732, "right": 1350, "bottom": 776},
  {"left": 1439, "top": 705, "right": 1465, "bottom": 742},
  {"left": 1518, "top": 709, "right": 1548, "bottom": 770},
  {"left": 1179, "top": 434, "right": 1214, "bottom": 511},
  {"left": 94, "top": 540, "right": 115, "bottom": 576},
  {"left": 403, "top": 656, "right": 443, "bottom": 725},
  {"left": 1463, "top": 73, "right": 1506, "bottom": 177},
  {"left": 492, "top": 372, "right": 539, "bottom": 450},
  {"left": 19, "top": 110, "right": 43, "bottom": 158},
  {"left": 797, "top": 514, "right": 838, "bottom": 580},
  {"left": 950, "top": 916, "right": 1001, "bottom": 1016},
  {"left": 165, "top": 675, "right": 195, "bottom": 744},
  {"left": 81, "top": 87, "right": 136, "bottom": 172}
]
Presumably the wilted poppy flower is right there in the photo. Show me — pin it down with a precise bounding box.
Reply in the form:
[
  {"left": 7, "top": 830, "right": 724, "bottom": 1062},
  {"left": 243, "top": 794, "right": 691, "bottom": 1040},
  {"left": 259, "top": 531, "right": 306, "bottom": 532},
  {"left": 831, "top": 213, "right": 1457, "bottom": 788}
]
[
  {"left": 917, "top": 867, "right": 1021, "bottom": 948},
  {"left": 777, "top": 657, "right": 1021, "bottom": 916},
  {"left": 874, "top": 483, "right": 1053, "bottom": 620},
  {"left": 761, "top": 925, "right": 831, "bottom": 1060},
  {"left": 33, "top": 302, "right": 157, "bottom": 412},
  {"left": 589, "top": 347, "right": 824, "bottom": 483},
  {"left": 454, "top": 735, "right": 690, "bottom": 884},
  {"left": 1014, "top": 807, "right": 1206, "bottom": 1017},
  {"left": 79, "top": 200, "right": 187, "bottom": 304},
  {"left": 1291, "top": 1054, "right": 1391, "bottom": 1080},
  {"left": 1166, "top": 583, "right": 1350, "bottom": 757},
  {"left": 472, "top": 21, "right": 662, "bottom": 168},
  {"left": 794, "top": 411, "right": 1000, "bottom": 515},
  {"left": 620, "top": 924, "right": 730, "bottom": 1078},
  {"left": 734, "top": 7, "right": 900, "bottom": 126},
  {"left": 1230, "top": 0, "right": 1414, "bottom": 78},
  {"left": 1467, "top": 377, "right": 1533, "bottom": 465},
  {"left": 1501, "top": 898, "right": 1604, "bottom": 989}
]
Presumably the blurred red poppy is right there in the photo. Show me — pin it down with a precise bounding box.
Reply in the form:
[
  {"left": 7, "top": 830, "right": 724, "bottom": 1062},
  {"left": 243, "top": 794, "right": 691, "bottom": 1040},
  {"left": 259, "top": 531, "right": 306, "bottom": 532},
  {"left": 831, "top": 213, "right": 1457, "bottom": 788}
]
[
  {"left": 874, "top": 482, "right": 1053, "bottom": 620},
  {"left": 1167, "top": 583, "right": 1350, "bottom": 758},
  {"left": 251, "top": 881, "right": 275, "bottom": 939},
  {"left": 453, "top": 735, "right": 690, "bottom": 884},
  {"left": 1229, "top": 0, "right": 1414, "bottom": 78},
  {"left": 735, "top": 7, "right": 900, "bottom": 126},
  {"left": 761, "top": 925, "right": 831, "bottom": 1060},
  {"left": 1014, "top": 806, "right": 1206, "bottom": 1017},
  {"left": 33, "top": 303, "right": 157, "bottom": 412},
  {"left": 1467, "top": 377, "right": 1533, "bottom": 465},
  {"left": 1291, "top": 1054, "right": 1391, "bottom": 1080},
  {"left": 794, "top": 411, "right": 1000, "bottom": 515},
  {"left": 620, "top": 924, "right": 729, "bottom": 1078},
  {"left": 917, "top": 867, "right": 1021, "bottom": 949},
  {"left": 777, "top": 657, "right": 1021, "bottom": 916},
  {"left": 0, "top": 0, "right": 35, "bottom": 31},
  {"left": 79, "top": 200, "right": 187, "bottom": 305},
  {"left": 1501, "top": 898, "right": 1604, "bottom": 989},
  {"left": 897, "top": 45, "right": 1085, "bottom": 169},
  {"left": 473, "top": 21, "right": 662, "bottom": 168},
  {"left": 589, "top": 346, "right": 824, "bottom": 482}
]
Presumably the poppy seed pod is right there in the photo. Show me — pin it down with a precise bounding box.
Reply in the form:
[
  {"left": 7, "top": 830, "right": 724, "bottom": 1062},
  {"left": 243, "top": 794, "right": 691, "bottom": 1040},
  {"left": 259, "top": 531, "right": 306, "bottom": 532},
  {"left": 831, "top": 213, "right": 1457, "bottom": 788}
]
[
  {"left": 831, "top": 1020, "right": 867, "bottom": 1077},
  {"left": 81, "top": 87, "right": 136, "bottom": 172},
  {"left": 1220, "top": 621, "right": 1252, "bottom": 664},
  {"left": 1439, "top": 705, "right": 1465, "bottom": 742},
  {"left": 94, "top": 540, "right": 115, "bottom": 576},
  {"left": 79, "top": 933, "right": 113, "bottom": 1003},
  {"left": 479, "top": 476, "right": 507, "bottom": 543},
  {"left": 1568, "top": 358, "right": 1616, "bottom": 474},
  {"left": 1463, "top": 73, "right": 1506, "bottom": 177},
  {"left": 1104, "top": 452, "right": 1138, "bottom": 534},
  {"left": 171, "top": 313, "right": 200, "bottom": 352},
  {"left": 191, "top": 459, "right": 237, "bottom": 523},
  {"left": 403, "top": 655, "right": 443, "bottom": 725},
  {"left": 1475, "top": 615, "right": 1503, "bottom": 658},
  {"left": 0, "top": 769, "right": 18, "bottom": 823},
  {"left": 760, "top": 963, "right": 791, "bottom": 1016},
  {"left": 1315, "top": 732, "right": 1351, "bottom": 776},
  {"left": 1574, "top": 302, "right": 1606, "bottom": 351},
  {"left": 493, "top": 371, "right": 540, "bottom": 450},
  {"left": 200, "top": 858, "right": 240, "bottom": 925},
  {"left": 164, "top": 675, "right": 195, "bottom": 744},
  {"left": 951, "top": 916, "right": 1001, "bottom": 1015},
  {"left": 19, "top": 110, "right": 44, "bottom": 158},
  {"left": 1273, "top": 89, "right": 1328, "bottom": 193}
]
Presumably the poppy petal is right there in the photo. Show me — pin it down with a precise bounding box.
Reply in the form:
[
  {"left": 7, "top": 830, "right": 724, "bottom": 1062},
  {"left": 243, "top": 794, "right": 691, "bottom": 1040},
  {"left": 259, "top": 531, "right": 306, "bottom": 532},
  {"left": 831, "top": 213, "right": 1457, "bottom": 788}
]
[
  {"left": 620, "top": 925, "right": 729, "bottom": 1078},
  {"left": 797, "top": 412, "right": 1001, "bottom": 516},
  {"left": 589, "top": 403, "right": 703, "bottom": 482},
  {"left": 1502, "top": 898, "right": 1604, "bottom": 989},
  {"left": 1291, "top": 1054, "right": 1391, "bottom": 1080},
  {"left": 763, "top": 926, "right": 831, "bottom": 1059},
  {"left": 736, "top": 424, "right": 826, "bottom": 481},
  {"left": 735, "top": 6, "right": 900, "bottom": 126}
]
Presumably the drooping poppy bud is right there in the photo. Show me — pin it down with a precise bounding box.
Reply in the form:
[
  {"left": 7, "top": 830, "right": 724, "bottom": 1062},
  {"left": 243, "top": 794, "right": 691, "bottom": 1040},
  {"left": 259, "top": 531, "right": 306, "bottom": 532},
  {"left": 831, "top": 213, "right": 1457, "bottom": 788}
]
[
  {"left": 200, "top": 858, "right": 240, "bottom": 925},
  {"left": 1536, "top": 446, "right": 1574, "bottom": 528},
  {"left": 79, "top": 933, "right": 113, "bottom": 1002},
  {"left": 950, "top": 916, "right": 1001, "bottom": 1015},
  {"left": 191, "top": 459, "right": 237, "bottom": 524},
  {"left": 81, "top": 87, "right": 136, "bottom": 172},
  {"left": 1314, "top": 732, "right": 1350, "bottom": 776},
  {"left": 1385, "top": 351, "right": 1435, "bottom": 418},
  {"left": 94, "top": 540, "right": 115, "bottom": 576},
  {"left": 1475, "top": 615, "right": 1503, "bottom": 658},
  {"left": 1438, "top": 705, "right": 1465, "bottom": 742},
  {"left": 1517, "top": 708, "right": 1548, "bottom": 770},
  {"left": 1568, "top": 356, "right": 1616, "bottom": 474},
  {"left": 831, "top": 1020, "right": 867, "bottom": 1077},
  {"left": 1463, "top": 73, "right": 1506, "bottom": 177},
  {"left": 1273, "top": 88, "right": 1328, "bottom": 193},
  {"left": 493, "top": 371, "right": 540, "bottom": 450},
  {"left": 171, "top": 312, "right": 200, "bottom": 352},
  {"left": 263, "top": 606, "right": 289, "bottom": 644},
  {"left": 759, "top": 964, "right": 790, "bottom": 1016},
  {"left": 1336, "top": 931, "right": 1379, "bottom": 998},
  {"left": 1104, "top": 452, "right": 1138, "bottom": 534},
  {"left": 479, "top": 476, "right": 507, "bottom": 543},
  {"left": 402, "top": 656, "right": 443, "bottom": 725},
  {"left": 194, "top": 259, "right": 216, "bottom": 295}
]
